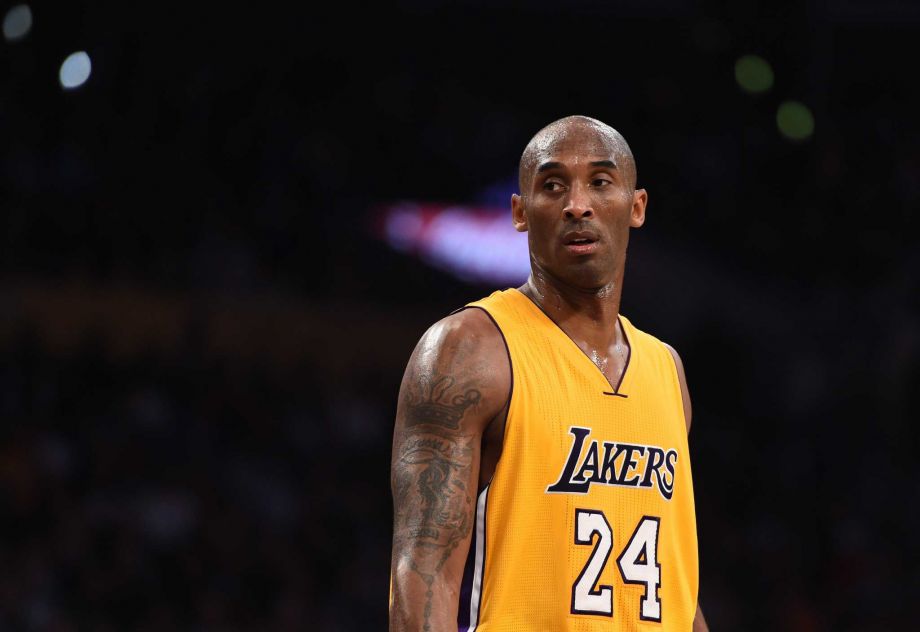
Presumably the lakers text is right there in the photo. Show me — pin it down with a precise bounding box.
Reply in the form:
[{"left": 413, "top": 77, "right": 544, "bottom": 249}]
[{"left": 546, "top": 426, "right": 678, "bottom": 500}]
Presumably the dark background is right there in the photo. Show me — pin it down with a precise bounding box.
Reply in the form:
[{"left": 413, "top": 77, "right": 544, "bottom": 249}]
[{"left": 2, "top": 1, "right": 919, "bottom": 630}]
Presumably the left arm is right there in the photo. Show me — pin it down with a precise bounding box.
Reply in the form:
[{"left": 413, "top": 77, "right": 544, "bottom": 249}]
[
  {"left": 664, "top": 343, "right": 710, "bottom": 632},
  {"left": 664, "top": 342, "right": 692, "bottom": 434}
]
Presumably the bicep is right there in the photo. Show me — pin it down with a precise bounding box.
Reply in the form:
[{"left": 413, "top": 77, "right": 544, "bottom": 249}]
[{"left": 391, "top": 331, "right": 485, "bottom": 558}]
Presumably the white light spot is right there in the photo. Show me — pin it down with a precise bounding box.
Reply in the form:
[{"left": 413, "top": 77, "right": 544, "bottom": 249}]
[
  {"left": 2, "top": 4, "right": 32, "bottom": 42},
  {"left": 59, "top": 51, "right": 92, "bottom": 89}
]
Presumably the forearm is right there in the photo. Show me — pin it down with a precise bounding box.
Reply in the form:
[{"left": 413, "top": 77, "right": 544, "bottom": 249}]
[
  {"left": 389, "top": 425, "right": 477, "bottom": 631},
  {"left": 390, "top": 558, "right": 462, "bottom": 631}
]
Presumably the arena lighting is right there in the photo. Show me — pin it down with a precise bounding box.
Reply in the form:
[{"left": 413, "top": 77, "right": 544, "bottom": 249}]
[
  {"left": 777, "top": 100, "right": 815, "bottom": 141},
  {"left": 2, "top": 4, "right": 32, "bottom": 42},
  {"left": 59, "top": 51, "right": 91, "bottom": 89},
  {"left": 379, "top": 203, "right": 530, "bottom": 284},
  {"left": 734, "top": 54, "right": 773, "bottom": 95}
]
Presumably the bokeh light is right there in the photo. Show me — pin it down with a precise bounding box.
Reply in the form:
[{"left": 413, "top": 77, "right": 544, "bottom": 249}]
[
  {"left": 734, "top": 54, "right": 774, "bottom": 94},
  {"left": 59, "top": 51, "right": 92, "bottom": 89},
  {"left": 776, "top": 100, "right": 815, "bottom": 141},
  {"left": 2, "top": 4, "right": 32, "bottom": 42},
  {"left": 380, "top": 203, "right": 529, "bottom": 284}
]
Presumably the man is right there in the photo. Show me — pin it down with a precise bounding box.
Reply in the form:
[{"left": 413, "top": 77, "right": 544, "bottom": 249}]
[{"left": 390, "top": 115, "right": 708, "bottom": 631}]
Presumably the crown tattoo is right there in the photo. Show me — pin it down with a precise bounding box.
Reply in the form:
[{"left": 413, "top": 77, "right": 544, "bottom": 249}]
[{"left": 406, "top": 375, "right": 482, "bottom": 430}]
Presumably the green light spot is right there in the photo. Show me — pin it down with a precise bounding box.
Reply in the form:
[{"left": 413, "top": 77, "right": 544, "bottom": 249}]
[
  {"left": 776, "top": 100, "right": 815, "bottom": 141},
  {"left": 734, "top": 55, "right": 774, "bottom": 94}
]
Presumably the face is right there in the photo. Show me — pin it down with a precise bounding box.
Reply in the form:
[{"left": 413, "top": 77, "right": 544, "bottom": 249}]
[{"left": 512, "top": 124, "right": 647, "bottom": 292}]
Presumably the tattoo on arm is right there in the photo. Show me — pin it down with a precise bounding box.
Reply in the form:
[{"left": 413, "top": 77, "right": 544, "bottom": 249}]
[
  {"left": 395, "top": 431, "right": 474, "bottom": 549},
  {"left": 404, "top": 375, "right": 482, "bottom": 430},
  {"left": 392, "top": 371, "right": 483, "bottom": 630}
]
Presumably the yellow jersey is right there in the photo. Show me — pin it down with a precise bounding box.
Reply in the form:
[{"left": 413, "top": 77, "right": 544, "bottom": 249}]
[{"left": 458, "top": 288, "right": 698, "bottom": 631}]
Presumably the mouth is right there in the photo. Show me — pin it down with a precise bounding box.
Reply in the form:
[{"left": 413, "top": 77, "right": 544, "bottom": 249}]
[{"left": 562, "top": 231, "right": 600, "bottom": 255}]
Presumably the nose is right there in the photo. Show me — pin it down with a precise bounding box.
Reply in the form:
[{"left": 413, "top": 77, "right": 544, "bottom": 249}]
[{"left": 563, "top": 181, "right": 594, "bottom": 220}]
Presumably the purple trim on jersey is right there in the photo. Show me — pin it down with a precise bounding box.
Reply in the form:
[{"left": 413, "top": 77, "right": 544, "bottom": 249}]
[
  {"left": 474, "top": 487, "right": 489, "bottom": 628},
  {"left": 458, "top": 485, "right": 489, "bottom": 631},
  {"left": 457, "top": 518, "right": 477, "bottom": 631}
]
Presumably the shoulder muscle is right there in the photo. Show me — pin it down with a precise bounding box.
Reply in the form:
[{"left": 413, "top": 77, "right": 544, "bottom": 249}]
[
  {"left": 663, "top": 342, "right": 693, "bottom": 434},
  {"left": 397, "top": 307, "right": 509, "bottom": 437}
]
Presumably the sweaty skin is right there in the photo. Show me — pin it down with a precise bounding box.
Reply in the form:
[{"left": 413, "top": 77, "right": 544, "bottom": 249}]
[{"left": 389, "top": 115, "right": 708, "bottom": 631}]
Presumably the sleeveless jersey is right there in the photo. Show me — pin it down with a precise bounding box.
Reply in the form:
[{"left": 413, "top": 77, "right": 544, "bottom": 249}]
[{"left": 458, "top": 288, "right": 698, "bottom": 631}]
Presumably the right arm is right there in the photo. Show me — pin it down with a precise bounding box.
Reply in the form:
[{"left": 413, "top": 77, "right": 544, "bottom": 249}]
[{"left": 389, "top": 309, "right": 509, "bottom": 631}]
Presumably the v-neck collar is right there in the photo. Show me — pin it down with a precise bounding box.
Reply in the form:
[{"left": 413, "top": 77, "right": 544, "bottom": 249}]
[{"left": 509, "top": 288, "right": 634, "bottom": 397}]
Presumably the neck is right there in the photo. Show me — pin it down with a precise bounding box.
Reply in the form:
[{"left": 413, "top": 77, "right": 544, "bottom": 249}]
[{"left": 519, "top": 263, "right": 624, "bottom": 348}]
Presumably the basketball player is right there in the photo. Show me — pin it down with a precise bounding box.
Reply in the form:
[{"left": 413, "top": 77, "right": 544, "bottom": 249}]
[{"left": 389, "top": 115, "right": 708, "bottom": 631}]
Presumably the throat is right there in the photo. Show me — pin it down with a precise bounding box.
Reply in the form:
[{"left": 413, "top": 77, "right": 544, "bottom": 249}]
[
  {"left": 516, "top": 281, "right": 631, "bottom": 391},
  {"left": 586, "top": 337, "right": 629, "bottom": 390},
  {"left": 590, "top": 349, "right": 609, "bottom": 374}
]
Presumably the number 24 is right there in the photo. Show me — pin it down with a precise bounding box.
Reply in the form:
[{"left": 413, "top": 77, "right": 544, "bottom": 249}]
[{"left": 572, "top": 510, "right": 662, "bottom": 621}]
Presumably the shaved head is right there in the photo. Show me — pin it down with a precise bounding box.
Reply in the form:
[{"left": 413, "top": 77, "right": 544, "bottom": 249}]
[{"left": 518, "top": 115, "right": 637, "bottom": 194}]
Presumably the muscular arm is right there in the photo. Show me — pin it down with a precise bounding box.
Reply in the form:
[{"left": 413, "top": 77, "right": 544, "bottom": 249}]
[
  {"left": 665, "top": 343, "right": 710, "bottom": 632},
  {"left": 389, "top": 309, "right": 509, "bottom": 631}
]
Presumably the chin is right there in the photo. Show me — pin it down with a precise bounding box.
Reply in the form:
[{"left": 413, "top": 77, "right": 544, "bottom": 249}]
[{"left": 557, "top": 264, "right": 613, "bottom": 293}]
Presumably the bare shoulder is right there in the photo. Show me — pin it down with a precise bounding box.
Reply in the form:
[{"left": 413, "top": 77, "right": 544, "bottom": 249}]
[
  {"left": 662, "top": 342, "right": 693, "bottom": 434},
  {"left": 398, "top": 307, "right": 510, "bottom": 436},
  {"left": 661, "top": 342, "right": 685, "bottom": 377},
  {"left": 422, "top": 306, "right": 508, "bottom": 356}
]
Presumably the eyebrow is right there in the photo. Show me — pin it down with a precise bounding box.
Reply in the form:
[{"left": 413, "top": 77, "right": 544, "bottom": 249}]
[
  {"left": 536, "top": 159, "right": 618, "bottom": 173},
  {"left": 590, "top": 160, "right": 617, "bottom": 169},
  {"left": 537, "top": 161, "right": 563, "bottom": 173}
]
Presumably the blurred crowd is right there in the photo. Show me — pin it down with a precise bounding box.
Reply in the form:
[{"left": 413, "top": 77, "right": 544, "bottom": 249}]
[{"left": 0, "top": 325, "right": 394, "bottom": 630}]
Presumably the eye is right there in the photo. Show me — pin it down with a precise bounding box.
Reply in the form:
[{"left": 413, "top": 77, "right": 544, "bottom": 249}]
[
  {"left": 543, "top": 180, "right": 565, "bottom": 192},
  {"left": 592, "top": 178, "right": 613, "bottom": 187}
]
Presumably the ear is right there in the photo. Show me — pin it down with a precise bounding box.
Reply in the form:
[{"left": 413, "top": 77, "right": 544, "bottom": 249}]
[
  {"left": 511, "top": 193, "right": 528, "bottom": 232},
  {"left": 630, "top": 188, "right": 648, "bottom": 228}
]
